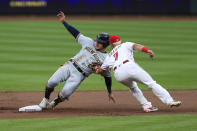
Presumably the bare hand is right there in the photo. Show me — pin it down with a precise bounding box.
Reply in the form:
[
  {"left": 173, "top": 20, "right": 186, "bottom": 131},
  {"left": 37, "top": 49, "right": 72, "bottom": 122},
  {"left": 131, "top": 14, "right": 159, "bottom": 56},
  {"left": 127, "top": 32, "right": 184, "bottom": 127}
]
[
  {"left": 94, "top": 66, "right": 100, "bottom": 73},
  {"left": 147, "top": 50, "right": 154, "bottom": 59},
  {"left": 57, "top": 11, "right": 66, "bottom": 23},
  {"left": 108, "top": 93, "right": 116, "bottom": 103},
  {"left": 95, "top": 66, "right": 104, "bottom": 74}
]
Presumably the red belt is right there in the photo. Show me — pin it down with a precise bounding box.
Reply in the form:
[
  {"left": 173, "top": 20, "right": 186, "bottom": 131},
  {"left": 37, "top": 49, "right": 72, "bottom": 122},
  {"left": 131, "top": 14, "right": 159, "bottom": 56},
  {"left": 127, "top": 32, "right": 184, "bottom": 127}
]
[{"left": 113, "top": 60, "right": 129, "bottom": 71}]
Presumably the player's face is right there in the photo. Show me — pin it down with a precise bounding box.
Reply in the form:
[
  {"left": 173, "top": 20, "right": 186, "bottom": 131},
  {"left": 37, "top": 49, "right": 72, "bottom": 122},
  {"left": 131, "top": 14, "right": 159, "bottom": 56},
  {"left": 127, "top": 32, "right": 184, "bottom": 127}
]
[{"left": 96, "top": 42, "right": 105, "bottom": 51}]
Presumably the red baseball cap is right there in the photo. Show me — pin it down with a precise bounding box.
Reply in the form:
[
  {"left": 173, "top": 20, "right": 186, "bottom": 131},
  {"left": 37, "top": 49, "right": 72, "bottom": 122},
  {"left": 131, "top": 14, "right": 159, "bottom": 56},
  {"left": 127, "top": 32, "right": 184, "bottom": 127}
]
[{"left": 109, "top": 35, "right": 121, "bottom": 45}]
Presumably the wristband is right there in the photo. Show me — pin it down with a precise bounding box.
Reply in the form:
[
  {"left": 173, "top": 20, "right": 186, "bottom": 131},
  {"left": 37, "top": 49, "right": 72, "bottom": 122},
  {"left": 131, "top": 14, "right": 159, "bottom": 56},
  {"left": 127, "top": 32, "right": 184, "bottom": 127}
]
[{"left": 142, "top": 47, "right": 149, "bottom": 53}]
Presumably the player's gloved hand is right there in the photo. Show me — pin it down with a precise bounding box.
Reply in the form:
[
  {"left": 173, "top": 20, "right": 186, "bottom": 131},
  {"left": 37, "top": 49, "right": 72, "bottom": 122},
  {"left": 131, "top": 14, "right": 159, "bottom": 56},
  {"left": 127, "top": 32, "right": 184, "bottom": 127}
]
[
  {"left": 147, "top": 50, "right": 154, "bottom": 59},
  {"left": 108, "top": 93, "right": 116, "bottom": 103},
  {"left": 57, "top": 11, "right": 66, "bottom": 23}
]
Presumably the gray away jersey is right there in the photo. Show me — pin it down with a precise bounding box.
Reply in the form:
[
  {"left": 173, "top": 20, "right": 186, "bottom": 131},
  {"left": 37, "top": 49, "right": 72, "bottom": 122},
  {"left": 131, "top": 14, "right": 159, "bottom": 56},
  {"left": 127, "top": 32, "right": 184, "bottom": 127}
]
[{"left": 71, "top": 34, "right": 110, "bottom": 77}]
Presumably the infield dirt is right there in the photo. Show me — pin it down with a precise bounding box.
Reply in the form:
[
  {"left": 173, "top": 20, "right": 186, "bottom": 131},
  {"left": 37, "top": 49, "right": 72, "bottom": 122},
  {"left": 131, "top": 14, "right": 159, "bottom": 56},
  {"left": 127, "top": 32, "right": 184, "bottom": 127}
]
[{"left": 0, "top": 90, "right": 196, "bottom": 119}]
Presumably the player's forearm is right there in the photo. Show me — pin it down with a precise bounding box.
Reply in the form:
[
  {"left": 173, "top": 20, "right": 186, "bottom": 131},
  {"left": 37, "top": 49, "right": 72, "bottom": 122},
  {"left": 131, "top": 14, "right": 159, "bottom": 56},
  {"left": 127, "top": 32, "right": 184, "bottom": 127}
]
[
  {"left": 133, "top": 44, "right": 154, "bottom": 58},
  {"left": 133, "top": 44, "right": 149, "bottom": 53},
  {"left": 62, "top": 21, "right": 80, "bottom": 38},
  {"left": 104, "top": 76, "right": 112, "bottom": 94},
  {"left": 133, "top": 44, "right": 144, "bottom": 51}
]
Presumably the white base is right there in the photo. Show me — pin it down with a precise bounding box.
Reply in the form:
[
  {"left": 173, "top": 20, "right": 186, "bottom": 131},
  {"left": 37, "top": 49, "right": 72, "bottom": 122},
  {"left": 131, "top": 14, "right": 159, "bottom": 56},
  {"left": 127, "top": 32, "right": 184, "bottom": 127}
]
[{"left": 19, "top": 105, "right": 42, "bottom": 112}]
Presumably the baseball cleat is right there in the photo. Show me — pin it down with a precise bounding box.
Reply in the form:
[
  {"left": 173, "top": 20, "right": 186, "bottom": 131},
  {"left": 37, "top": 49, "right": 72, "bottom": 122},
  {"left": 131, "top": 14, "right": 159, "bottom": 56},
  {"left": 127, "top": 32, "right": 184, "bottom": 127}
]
[
  {"left": 143, "top": 106, "right": 158, "bottom": 112},
  {"left": 167, "top": 101, "right": 182, "bottom": 108},
  {"left": 47, "top": 101, "right": 56, "bottom": 109},
  {"left": 39, "top": 98, "right": 50, "bottom": 109}
]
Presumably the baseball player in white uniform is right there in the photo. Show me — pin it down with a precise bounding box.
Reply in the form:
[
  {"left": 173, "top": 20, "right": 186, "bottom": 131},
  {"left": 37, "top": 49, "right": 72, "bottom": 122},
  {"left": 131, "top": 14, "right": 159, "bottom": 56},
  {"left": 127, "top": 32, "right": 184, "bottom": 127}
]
[
  {"left": 39, "top": 11, "right": 115, "bottom": 109},
  {"left": 95, "top": 35, "right": 181, "bottom": 112}
]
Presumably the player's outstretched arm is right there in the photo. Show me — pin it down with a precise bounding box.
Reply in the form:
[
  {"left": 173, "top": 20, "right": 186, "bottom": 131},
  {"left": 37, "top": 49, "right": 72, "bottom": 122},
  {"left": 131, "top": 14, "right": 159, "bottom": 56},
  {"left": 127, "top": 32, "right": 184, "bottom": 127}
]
[
  {"left": 133, "top": 44, "right": 154, "bottom": 59},
  {"left": 57, "top": 11, "right": 80, "bottom": 39}
]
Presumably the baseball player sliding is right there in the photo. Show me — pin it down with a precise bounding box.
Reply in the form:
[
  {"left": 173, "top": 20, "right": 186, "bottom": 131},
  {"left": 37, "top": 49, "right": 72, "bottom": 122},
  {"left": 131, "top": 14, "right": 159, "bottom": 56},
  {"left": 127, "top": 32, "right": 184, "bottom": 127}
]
[
  {"left": 39, "top": 11, "right": 116, "bottom": 109},
  {"left": 95, "top": 35, "right": 181, "bottom": 112}
]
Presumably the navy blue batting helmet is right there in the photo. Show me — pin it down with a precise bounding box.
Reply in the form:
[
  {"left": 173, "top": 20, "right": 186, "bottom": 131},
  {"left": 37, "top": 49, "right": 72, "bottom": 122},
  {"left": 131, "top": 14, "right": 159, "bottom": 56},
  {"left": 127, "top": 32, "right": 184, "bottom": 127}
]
[{"left": 94, "top": 32, "right": 110, "bottom": 48}]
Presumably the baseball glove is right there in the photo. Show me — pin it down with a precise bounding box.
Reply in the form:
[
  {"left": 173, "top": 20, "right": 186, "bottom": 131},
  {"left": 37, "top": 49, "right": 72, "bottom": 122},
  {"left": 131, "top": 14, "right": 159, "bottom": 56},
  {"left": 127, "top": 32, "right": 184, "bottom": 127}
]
[{"left": 88, "top": 62, "right": 101, "bottom": 71}]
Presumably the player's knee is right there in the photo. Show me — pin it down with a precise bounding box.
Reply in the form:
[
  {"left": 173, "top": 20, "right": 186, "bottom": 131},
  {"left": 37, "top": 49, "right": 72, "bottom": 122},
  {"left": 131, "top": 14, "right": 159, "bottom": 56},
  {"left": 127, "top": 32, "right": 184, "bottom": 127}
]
[
  {"left": 145, "top": 81, "right": 157, "bottom": 89},
  {"left": 46, "top": 79, "right": 59, "bottom": 89}
]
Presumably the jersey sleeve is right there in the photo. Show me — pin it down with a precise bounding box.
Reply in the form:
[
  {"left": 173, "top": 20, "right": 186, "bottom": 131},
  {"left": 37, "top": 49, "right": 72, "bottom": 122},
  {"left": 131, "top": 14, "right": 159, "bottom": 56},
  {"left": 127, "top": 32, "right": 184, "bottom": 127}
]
[
  {"left": 76, "top": 34, "right": 94, "bottom": 47},
  {"left": 101, "top": 55, "right": 114, "bottom": 70},
  {"left": 124, "top": 42, "right": 135, "bottom": 52},
  {"left": 101, "top": 55, "right": 110, "bottom": 70}
]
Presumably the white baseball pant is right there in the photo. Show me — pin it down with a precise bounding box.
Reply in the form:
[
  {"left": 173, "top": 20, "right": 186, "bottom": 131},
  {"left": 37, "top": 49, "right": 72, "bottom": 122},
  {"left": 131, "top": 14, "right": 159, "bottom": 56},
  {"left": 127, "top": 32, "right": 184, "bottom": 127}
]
[
  {"left": 114, "top": 61, "right": 174, "bottom": 106},
  {"left": 46, "top": 62, "right": 85, "bottom": 100}
]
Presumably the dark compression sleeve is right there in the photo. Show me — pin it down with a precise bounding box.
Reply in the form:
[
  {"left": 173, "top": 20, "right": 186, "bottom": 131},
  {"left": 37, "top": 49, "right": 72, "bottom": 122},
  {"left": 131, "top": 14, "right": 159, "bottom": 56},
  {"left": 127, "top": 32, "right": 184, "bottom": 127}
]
[
  {"left": 104, "top": 76, "right": 112, "bottom": 94},
  {"left": 62, "top": 21, "right": 80, "bottom": 38}
]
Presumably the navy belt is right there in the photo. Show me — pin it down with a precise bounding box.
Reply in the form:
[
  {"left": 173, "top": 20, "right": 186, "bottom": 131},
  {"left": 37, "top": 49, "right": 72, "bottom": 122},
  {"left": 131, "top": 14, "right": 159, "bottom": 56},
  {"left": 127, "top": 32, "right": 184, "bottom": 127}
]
[{"left": 69, "top": 59, "right": 86, "bottom": 77}]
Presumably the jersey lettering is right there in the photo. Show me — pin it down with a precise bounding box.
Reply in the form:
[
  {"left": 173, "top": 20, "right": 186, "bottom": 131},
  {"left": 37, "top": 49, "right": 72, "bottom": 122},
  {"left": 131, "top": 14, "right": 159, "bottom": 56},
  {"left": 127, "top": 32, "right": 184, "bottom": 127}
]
[
  {"left": 74, "top": 54, "right": 86, "bottom": 62},
  {"left": 113, "top": 52, "right": 118, "bottom": 61},
  {"left": 85, "top": 47, "right": 102, "bottom": 64}
]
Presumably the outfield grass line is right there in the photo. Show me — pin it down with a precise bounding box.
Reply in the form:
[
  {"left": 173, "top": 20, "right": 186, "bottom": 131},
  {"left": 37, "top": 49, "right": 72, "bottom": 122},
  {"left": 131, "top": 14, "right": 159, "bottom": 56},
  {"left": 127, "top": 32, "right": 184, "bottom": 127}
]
[
  {"left": 119, "top": 33, "right": 197, "bottom": 41},
  {"left": 0, "top": 39, "right": 79, "bottom": 47},
  {"left": 122, "top": 38, "right": 196, "bottom": 45},
  {"left": 0, "top": 27, "right": 63, "bottom": 33},
  {"left": 0, "top": 37, "right": 75, "bottom": 43}
]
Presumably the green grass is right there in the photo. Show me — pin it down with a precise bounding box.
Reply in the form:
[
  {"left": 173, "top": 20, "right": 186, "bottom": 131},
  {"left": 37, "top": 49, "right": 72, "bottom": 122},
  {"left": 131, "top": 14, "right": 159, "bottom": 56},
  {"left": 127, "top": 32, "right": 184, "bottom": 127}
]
[
  {"left": 0, "top": 114, "right": 197, "bottom": 131},
  {"left": 0, "top": 20, "right": 197, "bottom": 91}
]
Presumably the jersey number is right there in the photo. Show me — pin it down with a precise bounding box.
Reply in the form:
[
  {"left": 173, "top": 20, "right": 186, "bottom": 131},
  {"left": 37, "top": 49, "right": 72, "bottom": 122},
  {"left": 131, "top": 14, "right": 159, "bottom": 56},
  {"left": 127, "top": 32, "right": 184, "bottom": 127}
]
[{"left": 113, "top": 52, "right": 118, "bottom": 61}]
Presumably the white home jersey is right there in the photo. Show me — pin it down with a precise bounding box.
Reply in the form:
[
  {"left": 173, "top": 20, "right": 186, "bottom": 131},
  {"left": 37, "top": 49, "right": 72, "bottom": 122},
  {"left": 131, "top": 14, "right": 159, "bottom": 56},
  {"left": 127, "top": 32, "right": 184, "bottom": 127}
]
[
  {"left": 101, "top": 41, "right": 175, "bottom": 107},
  {"left": 101, "top": 42, "right": 135, "bottom": 70}
]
